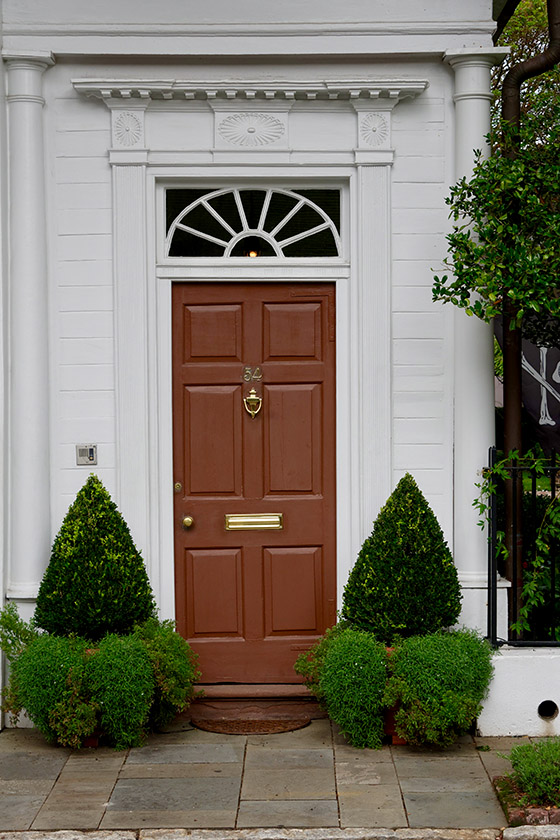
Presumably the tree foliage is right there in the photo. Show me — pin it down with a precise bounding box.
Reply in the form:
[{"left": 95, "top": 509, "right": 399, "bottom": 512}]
[
  {"left": 432, "top": 119, "right": 560, "bottom": 338},
  {"left": 492, "top": 0, "right": 559, "bottom": 143}
]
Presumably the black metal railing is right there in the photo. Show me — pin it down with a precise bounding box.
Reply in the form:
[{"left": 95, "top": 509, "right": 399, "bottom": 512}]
[{"left": 487, "top": 446, "right": 560, "bottom": 646}]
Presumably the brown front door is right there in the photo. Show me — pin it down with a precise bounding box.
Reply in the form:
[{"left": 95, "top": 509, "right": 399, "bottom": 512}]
[{"left": 172, "top": 282, "right": 336, "bottom": 684}]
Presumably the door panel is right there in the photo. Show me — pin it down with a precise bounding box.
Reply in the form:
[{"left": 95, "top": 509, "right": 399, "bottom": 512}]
[{"left": 172, "top": 282, "right": 336, "bottom": 684}]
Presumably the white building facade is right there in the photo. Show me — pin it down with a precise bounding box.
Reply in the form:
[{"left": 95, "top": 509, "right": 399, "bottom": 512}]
[{"left": 1, "top": 0, "right": 557, "bottom": 735}]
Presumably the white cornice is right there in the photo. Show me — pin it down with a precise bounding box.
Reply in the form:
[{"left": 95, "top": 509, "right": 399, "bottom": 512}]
[{"left": 72, "top": 78, "right": 429, "bottom": 103}]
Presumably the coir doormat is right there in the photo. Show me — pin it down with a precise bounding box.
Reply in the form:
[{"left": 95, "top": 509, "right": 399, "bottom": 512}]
[{"left": 191, "top": 718, "right": 311, "bottom": 735}]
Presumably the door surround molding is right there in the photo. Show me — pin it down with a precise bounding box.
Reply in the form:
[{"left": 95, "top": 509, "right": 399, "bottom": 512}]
[{"left": 112, "top": 164, "right": 392, "bottom": 621}]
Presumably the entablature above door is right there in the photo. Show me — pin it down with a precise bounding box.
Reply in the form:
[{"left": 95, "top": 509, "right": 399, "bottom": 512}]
[{"left": 72, "top": 77, "right": 428, "bottom": 159}]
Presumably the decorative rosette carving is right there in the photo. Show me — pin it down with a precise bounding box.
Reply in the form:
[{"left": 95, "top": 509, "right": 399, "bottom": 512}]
[
  {"left": 113, "top": 111, "right": 143, "bottom": 147},
  {"left": 217, "top": 112, "right": 285, "bottom": 147},
  {"left": 359, "top": 112, "right": 390, "bottom": 148}
]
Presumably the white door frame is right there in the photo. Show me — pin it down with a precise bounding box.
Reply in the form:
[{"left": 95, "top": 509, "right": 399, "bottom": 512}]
[{"left": 112, "top": 163, "right": 392, "bottom": 622}]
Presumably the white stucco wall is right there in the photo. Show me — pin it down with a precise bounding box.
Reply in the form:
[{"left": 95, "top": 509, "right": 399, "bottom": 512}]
[{"left": 3, "top": 0, "right": 524, "bottom": 733}]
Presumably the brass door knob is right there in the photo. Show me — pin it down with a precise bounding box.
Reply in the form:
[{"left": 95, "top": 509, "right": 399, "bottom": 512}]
[{"left": 182, "top": 515, "right": 194, "bottom": 529}]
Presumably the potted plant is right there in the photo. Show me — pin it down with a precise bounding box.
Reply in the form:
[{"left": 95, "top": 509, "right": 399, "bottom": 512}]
[{"left": 1, "top": 475, "right": 200, "bottom": 749}]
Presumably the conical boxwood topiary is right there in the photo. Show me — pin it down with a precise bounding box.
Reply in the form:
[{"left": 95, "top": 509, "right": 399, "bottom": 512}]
[
  {"left": 341, "top": 473, "right": 461, "bottom": 643},
  {"left": 34, "top": 475, "right": 156, "bottom": 641}
]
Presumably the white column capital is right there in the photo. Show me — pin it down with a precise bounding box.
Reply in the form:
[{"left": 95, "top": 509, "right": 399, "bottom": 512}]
[{"left": 444, "top": 48, "right": 509, "bottom": 71}]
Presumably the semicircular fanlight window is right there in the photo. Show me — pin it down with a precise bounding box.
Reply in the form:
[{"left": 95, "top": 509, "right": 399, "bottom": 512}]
[{"left": 166, "top": 188, "right": 341, "bottom": 257}]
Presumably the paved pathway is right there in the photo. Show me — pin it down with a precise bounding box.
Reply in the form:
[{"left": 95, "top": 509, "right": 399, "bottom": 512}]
[{"left": 0, "top": 719, "right": 528, "bottom": 832}]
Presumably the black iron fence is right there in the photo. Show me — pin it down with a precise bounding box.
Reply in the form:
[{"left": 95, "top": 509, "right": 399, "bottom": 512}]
[{"left": 487, "top": 446, "right": 560, "bottom": 646}]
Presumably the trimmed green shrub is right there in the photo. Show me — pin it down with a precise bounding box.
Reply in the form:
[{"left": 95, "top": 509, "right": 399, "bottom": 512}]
[
  {"left": 507, "top": 738, "right": 560, "bottom": 807},
  {"left": 87, "top": 634, "right": 154, "bottom": 749},
  {"left": 319, "top": 627, "right": 388, "bottom": 749},
  {"left": 132, "top": 618, "right": 201, "bottom": 730},
  {"left": 5, "top": 634, "right": 93, "bottom": 744},
  {"left": 342, "top": 473, "right": 462, "bottom": 643},
  {"left": 384, "top": 630, "right": 494, "bottom": 747},
  {"left": 34, "top": 475, "right": 156, "bottom": 640}
]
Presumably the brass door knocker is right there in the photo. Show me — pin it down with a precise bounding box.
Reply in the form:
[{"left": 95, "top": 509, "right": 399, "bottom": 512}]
[{"left": 243, "top": 388, "right": 262, "bottom": 419}]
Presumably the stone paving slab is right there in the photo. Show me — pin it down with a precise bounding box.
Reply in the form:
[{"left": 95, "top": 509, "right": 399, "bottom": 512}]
[
  {"left": 126, "top": 743, "right": 244, "bottom": 764},
  {"left": 337, "top": 784, "right": 407, "bottom": 828},
  {"left": 237, "top": 799, "right": 340, "bottom": 828},
  {"left": 101, "top": 809, "right": 238, "bottom": 829},
  {"left": 336, "top": 759, "right": 398, "bottom": 785},
  {"left": 245, "top": 747, "right": 333, "bottom": 768},
  {"left": 0, "top": 752, "right": 69, "bottom": 779},
  {"left": 403, "top": 790, "right": 506, "bottom": 830},
  {"left": 0, "top": 793, "right": 47, "bottom": 831},
  {"left": 242, "top": 766, "right": 336, "bottom": 800},
  {"left": 119, "top": 761, "right": 243, "bottom": 779},
  {"left": 107, "top": 776, "right": 241, "bottom": 812}
]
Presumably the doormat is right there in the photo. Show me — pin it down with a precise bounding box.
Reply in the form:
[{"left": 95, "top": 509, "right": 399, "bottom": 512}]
[{"left": 191, "top": 718, "right": 311, "bottom": 735}]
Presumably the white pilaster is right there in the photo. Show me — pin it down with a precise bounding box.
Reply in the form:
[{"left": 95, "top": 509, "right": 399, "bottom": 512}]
[
  {"left": 356, "top": 162, "right": 392, "bottom": 537},
  {"left": 444, "top": 49, "right": 508, "bottom": 630},
  {"left": 4, "top": 52, "right": 54, "bottom": 599},
  {"left": 108, "top": 103, "right": 152, "bottom": 572}
]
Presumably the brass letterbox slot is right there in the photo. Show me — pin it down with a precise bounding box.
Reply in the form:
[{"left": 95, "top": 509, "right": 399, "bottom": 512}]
[{"left": 225, "top": 513, "right": 283, "bottom": 531}]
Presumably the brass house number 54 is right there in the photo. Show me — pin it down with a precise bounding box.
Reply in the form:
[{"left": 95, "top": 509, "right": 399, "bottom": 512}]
[{"left": 242, "top": 366, "right": 263, "bottom": 382}]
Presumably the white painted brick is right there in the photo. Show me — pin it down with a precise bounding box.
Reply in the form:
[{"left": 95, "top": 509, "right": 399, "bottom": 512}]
[
  {"left": 392, "top": 156, "right": 445, "bottom": 183},
  {"left": 393, "top": 129, "right": 444, "bottom": 157},
  {"left": 57, "top": 234, "right": 112, "bottom": 261},
  {"left": 393, "top": 374, "right": 446, "bottom": 392},
  {"left": 57, "top": 260, "right": 112, "bottom": 286},
  {"left": 392, "top": 285, "right": 435, "bottom": 312},
  {"left": 393, "top": 391, "right": 444, "bottom": 418},
  {"left": 55, "top": 157, "right": 110, "bottom": 185},
  {"left": 57, "top": 208, "right": 112, "bottom": 235},
  {"left": 59, "top": 337, "right": 113, "bottom": 365},
  {"left": 54, "top": 96, "right": 110, "bottom": 132},
  {"left": 394, "top": 417, "right": 444, "bottom": 445},
  {"left": 392, "top": 98, "right": 445, "bottom": 125},
  {"left": 393, "top": 233, "right": 445, "bottom": 261},
  {"left": 392, "top": 182, "right": 448, "bottom": 209},
  {"left": 59, "top": 364, "right": 114, "bottom": 390},
  {"left": 394, "top": 443, "right": 445, "bottom": 470},
  {"left": 56, "top": 183, "right": 112, "bottom": 210},
  {"left": 393, "top": 260, "right": 441, "bottom": 286},
  {"left": 392, "top": 312, "right": 443, "bottom": 340},
  {"left": 393, "top": 338, "right": 443, "bottom": 366},
  {"left": 57, "top": 416, "right": 115, "bottom": 442},
  {"left": 57, "top": 391, "right": 114, "bottom": 419},
  {"left": 392, "top": 208, "right": 449, "bottom": 235},
  {"left": 59, "top": 311, "right": 113, "bottom": 339},
  {"left": 58, "top": 286, "right": 113, "bottom": 312},
  {"left": 55, "top": 130, "right": 111, "bottom": 157}
]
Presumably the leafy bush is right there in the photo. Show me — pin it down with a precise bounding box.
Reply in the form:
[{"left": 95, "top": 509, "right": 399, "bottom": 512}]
[
  {"left": 319, "top": 627, "right": 388, "bottom": 749},
  {"left": 34, "top": 475, "right": 156, "bottom": 640},
  {"left": 0, "top": 609, "right": 200, "bottom": 749},
  {"left": 507, "top": 738, "right": 560, "bottom": 807},
  {"left": 132, "top": 618, "right": 201, "bottom": 730},
  {"left": 5, "top": 634, "right": 93, "bottom": 744},
  {"left": 342, "top": 473, "right": 462, "bottom": 643},
  {"left": 87, "top": 634, "right": 154, "bottom": 749},
  {"left": 294, "top": 623, "right": 347, "bottom": 702},
  {"left": 384, "top": 630, "right": 494, "bottom": 747},
  {"left": 0, "top": 602, "right": 39, "bottom": 661}
]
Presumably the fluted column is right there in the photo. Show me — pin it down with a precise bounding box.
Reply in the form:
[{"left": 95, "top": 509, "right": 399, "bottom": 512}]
[
  {"left": 444, "top": 49, "right": 508, "bottom": 630},
  {"left": 4, "top": 53, "right": 54, "bottom": 598}
]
